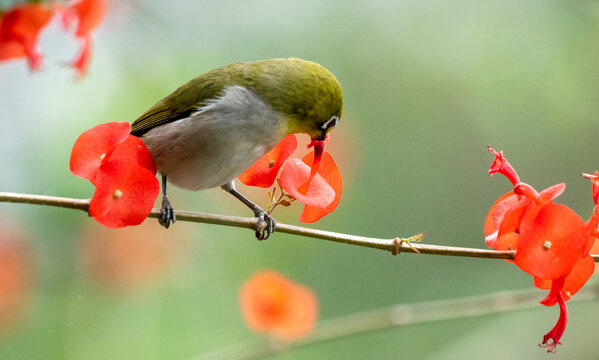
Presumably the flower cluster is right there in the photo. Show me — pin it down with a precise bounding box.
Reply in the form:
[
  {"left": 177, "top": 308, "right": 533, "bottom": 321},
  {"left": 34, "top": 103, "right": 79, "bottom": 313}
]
[
  {"left": 0, "top": 0, "right": 106, "bottom": 76},
  {"left": 239, "top": 270, "right": 318, "bottom": 341},
  {"left": 70, "top": 122, "right": 159, "bottom": 228},
  {"left": 239, "top": 134, "right": 342, "bottom": 223},
  {"left": 484, "top": 146, "right": 597, "bottom": 352}
]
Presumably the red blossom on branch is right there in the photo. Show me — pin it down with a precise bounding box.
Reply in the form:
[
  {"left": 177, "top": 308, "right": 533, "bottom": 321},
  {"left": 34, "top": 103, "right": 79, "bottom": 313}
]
[
  {"left": 283, "top": 151, "right": 342, "bottom": 223},
  {"left": 239, "top": 135, "right": 342, "bottom": 223},
  {"left": 0, "top": 3, "right": 53, "bottom": 71},
  {"left": 239, "top": 270, "right": 318, "bottom": 341},
  {"left": 485, "top": 146, "right": 596, "bottom": 351},
  {"left": 70, "top": 122, "right": 159, "bottom": 228},
  {"left": 239, "top": 135, "right": 298, "bottom": 188}
]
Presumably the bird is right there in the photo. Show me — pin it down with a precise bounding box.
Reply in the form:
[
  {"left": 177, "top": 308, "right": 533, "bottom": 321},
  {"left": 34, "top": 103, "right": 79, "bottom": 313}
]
[{"left": 130, "top": 58, "right": 343, "bottom": 240}]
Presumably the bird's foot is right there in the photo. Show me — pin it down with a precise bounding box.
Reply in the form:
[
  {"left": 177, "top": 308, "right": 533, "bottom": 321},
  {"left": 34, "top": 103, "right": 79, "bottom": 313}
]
[
  {"left": 158, "top": 195, "right": 176, "bottom": 229},
  {"left": 254, "top": 209, "right": 276, "bottom": 240}
]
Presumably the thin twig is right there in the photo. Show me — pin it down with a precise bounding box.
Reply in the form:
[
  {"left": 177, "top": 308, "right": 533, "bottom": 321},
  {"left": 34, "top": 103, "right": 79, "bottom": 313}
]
[
  {"left": 189, "top": 283, "right": 599, "bottom": 360},
  {"left": 1, "top": 192, "right": 598, "bottom": 262}
]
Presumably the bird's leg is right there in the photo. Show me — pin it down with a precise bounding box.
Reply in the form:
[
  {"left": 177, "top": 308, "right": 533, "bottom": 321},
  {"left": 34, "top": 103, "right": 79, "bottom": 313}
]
[
  {"left": 221, "top": 181, "right": 276, "bottom": 240},
  {"left": 159, "top": 175, "right": 176, "bottom": 228}
]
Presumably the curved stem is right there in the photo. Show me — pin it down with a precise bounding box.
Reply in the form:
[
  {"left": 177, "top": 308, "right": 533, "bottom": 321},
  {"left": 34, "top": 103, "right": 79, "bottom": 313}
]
[
  {"left": 189, "top": 283, "right": 599, "bottom": 360},
  {"left": 1, "top": 191, "right": 598, "bottom": 262}
]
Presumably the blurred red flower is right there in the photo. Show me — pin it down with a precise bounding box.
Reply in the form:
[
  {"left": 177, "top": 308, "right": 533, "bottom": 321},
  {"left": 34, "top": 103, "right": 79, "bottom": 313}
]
[
  {"left": 70, "top": 122, "right": 159, "bottom": 228},
  {"left": 0, "top": 220, "right": 33, "bottom": 335},
  {"left": 0, "top": 3, "right": 53, "bottom": 71},
  {"left": 60, "top": 0, "right": 107, "bottom": 76},
  {"left": 239, "top": 270, "right": 317, "bottom": 341},
  {"left": 80, "top": 220, "right": 184, "bottom": 291}
]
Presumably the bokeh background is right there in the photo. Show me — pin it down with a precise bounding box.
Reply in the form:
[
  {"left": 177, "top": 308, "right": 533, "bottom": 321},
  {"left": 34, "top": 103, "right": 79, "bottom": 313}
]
[{"left": 1, "top": 0, "right": 599, "bottom": 359}]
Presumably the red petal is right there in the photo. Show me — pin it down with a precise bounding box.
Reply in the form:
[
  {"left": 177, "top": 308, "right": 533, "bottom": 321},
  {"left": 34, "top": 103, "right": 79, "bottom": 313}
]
[
  {"left": 590, "top": 236, "right": 599, "bottom": 256},
  {"left": 561, "top": 255, "right": 594, "bottom": 301},
  {"left": 483, "top": 191, "right": 517, "bottom": 237},
  {"left": 108, "top": 135, "right": 157, "bottom": 174},
  {"left": 0, "top": 3, "right": 53, "bottom": 71},
  {"left": 494, "top": 202, "right": 528, "bottom": 247},
  {"left": 539, "top": 183, "right": 566, "bottom": 204},
  {"left": 487, "top": 146, "right": 520, "bottom": 186},
  {"left": 68, "top": 0, "right": 107, "bottom": 37},
  {"left": 279, "top": 158, "right": 335, "bottom": 208},
  {"left": 535, "top": 255, "right": 594, "bottom": 303},
  {"left": 494, "top": 232, "right": 519, "bottom": 253},
  {"left": 299, "top": 151, "right": 342, "bottom": 223},
  {"left": 70, "top": 122, "right": 131, "bottom": 184},
  {"left": 72, "top": 36, "right": 91, "bottom": 77},
  {"left": 582, "top": 171, "right": 599, "bottom": 205},
  {"left": 515, "top": 204, "right": 587, "bottom": 280},
  {"left": 584, "top": 205, "right": 599, "bottom": 256},
  {"left": 89, "top": 160, "right": 159, "bottom": 228},
  {"left": 0, "top": 41, "right": 25, "bottom": 61},
  {"left": 491, "top": 204, "right": 526, "bottom": 262},
  {"left": 238, "top": 135, "right": 297, "bottom": 188}
]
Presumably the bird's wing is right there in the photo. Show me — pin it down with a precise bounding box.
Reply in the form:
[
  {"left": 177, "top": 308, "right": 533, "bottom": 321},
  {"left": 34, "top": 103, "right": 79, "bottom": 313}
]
[{"left": 131, "top": 75, "right": 224, "bottom": 136}]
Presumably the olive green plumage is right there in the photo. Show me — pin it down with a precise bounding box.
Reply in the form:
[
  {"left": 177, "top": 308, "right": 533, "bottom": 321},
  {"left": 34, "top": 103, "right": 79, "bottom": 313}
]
[{"left": 131, "top": 58, "right": 343, "bottom": 139}]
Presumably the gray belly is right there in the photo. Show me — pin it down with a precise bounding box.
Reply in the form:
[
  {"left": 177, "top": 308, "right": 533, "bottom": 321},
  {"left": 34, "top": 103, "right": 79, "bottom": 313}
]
[{"left": 139, "top": 86, "right": 287, "bottom": 191}]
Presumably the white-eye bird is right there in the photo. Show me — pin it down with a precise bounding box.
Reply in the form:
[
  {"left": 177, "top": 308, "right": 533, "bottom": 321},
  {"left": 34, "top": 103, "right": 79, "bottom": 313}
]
[{"left": 131, "top": 58, "right": 343, "bottom": 239}]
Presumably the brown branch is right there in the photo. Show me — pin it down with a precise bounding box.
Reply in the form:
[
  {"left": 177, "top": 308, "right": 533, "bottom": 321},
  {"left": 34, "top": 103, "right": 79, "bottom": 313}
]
[
  {"left": 1, "top": 192, "right": 598, "bottom": 262},
  {"left": 189, "top": 283, "right": 599, "bottom": 360}
]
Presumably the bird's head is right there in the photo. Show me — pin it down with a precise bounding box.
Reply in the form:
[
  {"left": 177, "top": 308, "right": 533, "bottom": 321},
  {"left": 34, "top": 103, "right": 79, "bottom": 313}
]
[
  {"left": 250, "top": 58, "right": 343, "bottom": 180},
  {"left": 248, "top": 58, "right": 343, "bottom": 141}
]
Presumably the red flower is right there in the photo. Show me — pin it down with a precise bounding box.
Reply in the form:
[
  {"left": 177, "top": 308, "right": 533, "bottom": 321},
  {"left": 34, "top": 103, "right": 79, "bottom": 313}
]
[
  {"left": 70, "top": 122, "right": 159, "bottom": 228},
  {"left": 515, "top": 203, "right": 587, "bottom": 280},
  {"left": 70, "top": 122, "right": 131, "bottom": 184},
  {"left": 239, "top": 270, "right": 318, "bottom": 341},
  {"left": 290, "top": 151, "right": 342, "bottom": 223},
  {"left": 0, "top": 3, "right": 53, "bottom": 71},
  {"left": 279, "top": 157, "right": 335, "bottom": 209},
  {"left": 239, "top": 136, "right": 343, "bottom": 222},
  {"left": 485, "top": 146, "right": 596, "bottom": 351},
  {"left": 239, "top": 135, "right": 297, "bottom": 188},
  {"left": 61, "top": 0, "right": 107, "bottom": 76},
  {"left": 89, "top": 158, "right": 159, "bottom": 228}
]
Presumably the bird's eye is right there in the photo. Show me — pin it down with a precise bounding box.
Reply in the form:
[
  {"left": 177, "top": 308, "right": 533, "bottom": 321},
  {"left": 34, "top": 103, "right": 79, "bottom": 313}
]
[{"left": 320, "top": 115, "right": 339, "bottom": 130}]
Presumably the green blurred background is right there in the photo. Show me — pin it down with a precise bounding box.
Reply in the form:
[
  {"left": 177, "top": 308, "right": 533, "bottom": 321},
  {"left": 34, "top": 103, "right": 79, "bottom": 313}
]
[{"left": 1, "top": 0, "right": 599, "bottom": 359}]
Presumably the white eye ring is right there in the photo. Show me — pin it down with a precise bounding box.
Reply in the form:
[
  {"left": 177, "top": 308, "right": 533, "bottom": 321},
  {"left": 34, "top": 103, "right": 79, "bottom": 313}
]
[{"left": 321, "top": 115, "right": 339, "bottom": 130}]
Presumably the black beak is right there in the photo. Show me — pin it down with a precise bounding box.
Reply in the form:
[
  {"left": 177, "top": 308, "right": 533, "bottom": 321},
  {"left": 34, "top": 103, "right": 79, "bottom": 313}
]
[{"left": 317, "top": 130, "right": 327, "bottom": 141}]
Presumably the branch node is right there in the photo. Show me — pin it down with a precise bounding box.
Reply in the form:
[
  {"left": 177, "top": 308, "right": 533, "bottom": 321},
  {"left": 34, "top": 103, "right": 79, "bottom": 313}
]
[
  {"left": 392, "top": 232, "right": 426, "bottom": 255},
  {"left": 392, "top": 237, "right": 401, "bottom": 256}
]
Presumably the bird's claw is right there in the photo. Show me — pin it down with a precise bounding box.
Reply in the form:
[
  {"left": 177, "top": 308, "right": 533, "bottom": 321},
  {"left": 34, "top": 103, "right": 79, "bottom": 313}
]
[
  {"left": 159, "top": 195, "right": 176, "bottom": 229},
  {"left": 254, "top": 210, "right": 276, "bottom": 240}
]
